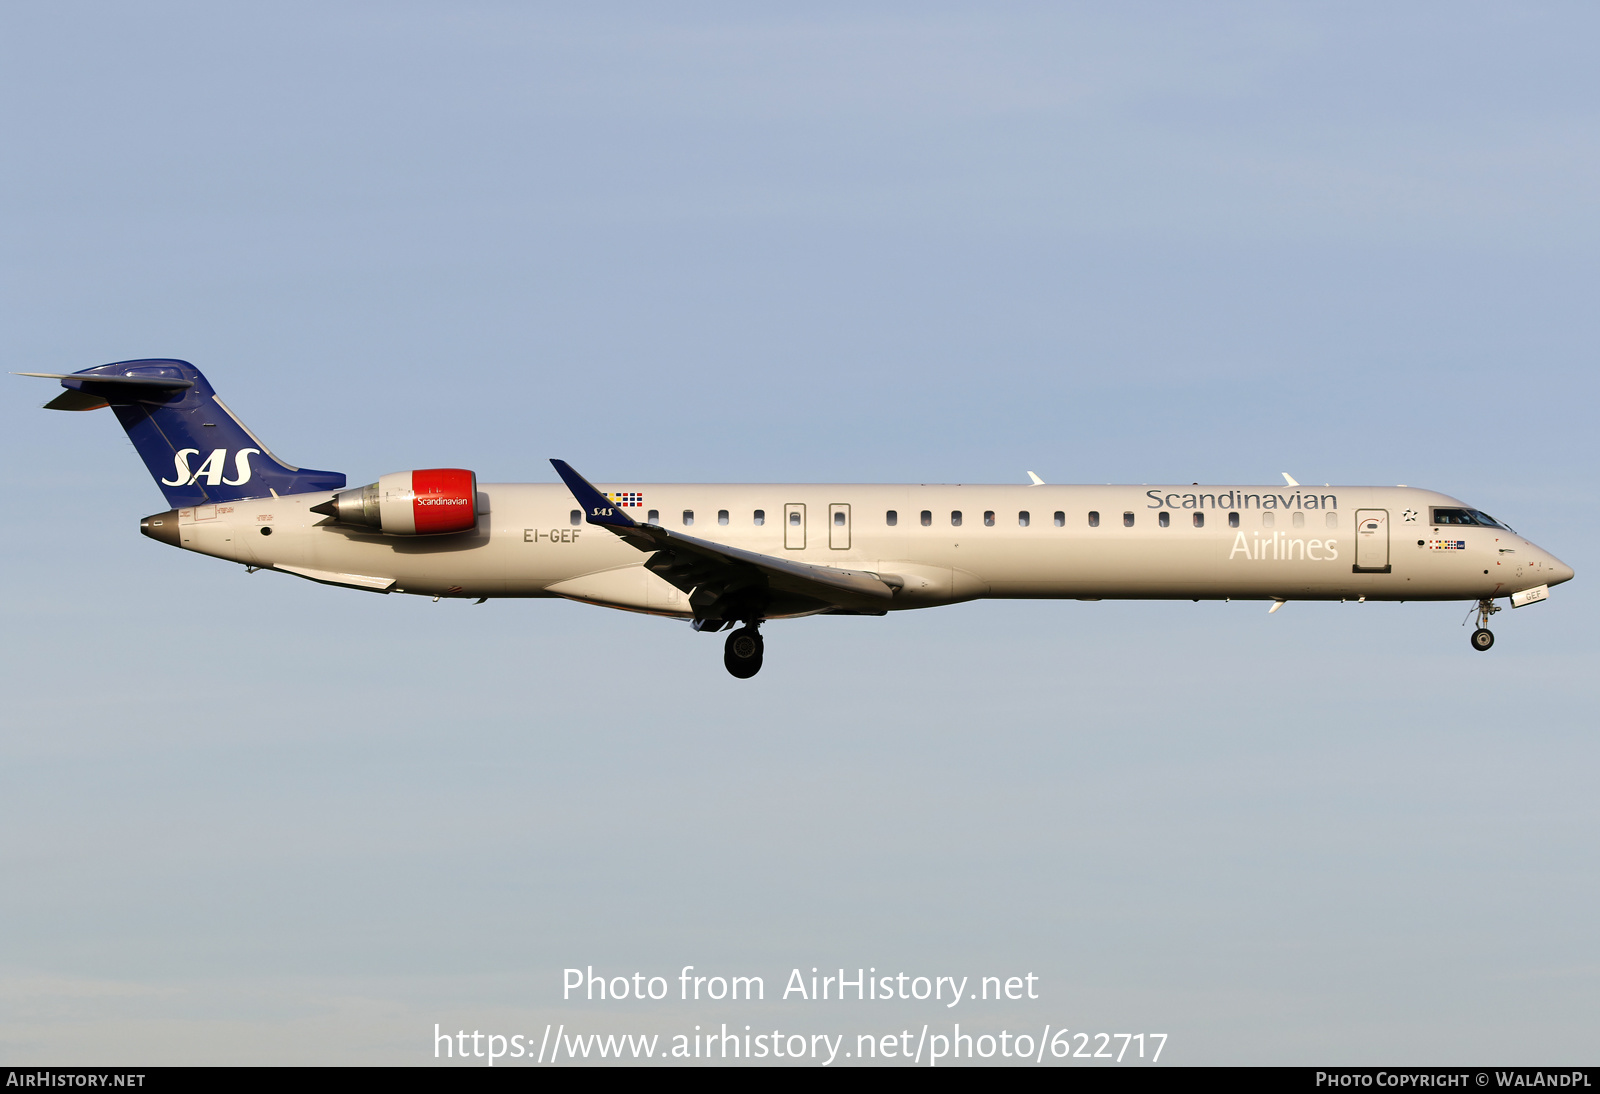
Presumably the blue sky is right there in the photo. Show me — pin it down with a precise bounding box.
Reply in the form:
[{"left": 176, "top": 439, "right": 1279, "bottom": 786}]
[{"left": 2, "top": 2, "right": 1596, "bottom": 1064}]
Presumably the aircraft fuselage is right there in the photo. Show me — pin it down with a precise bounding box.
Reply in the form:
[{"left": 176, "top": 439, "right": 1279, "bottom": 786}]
[
  {"left": 153, "top": 481, "right": 1571, "bottom": 613},
  {"left": 25, "top": 359, "right": 1572, "bottom": 677}
]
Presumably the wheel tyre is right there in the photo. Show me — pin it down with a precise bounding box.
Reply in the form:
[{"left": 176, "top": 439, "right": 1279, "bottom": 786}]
[
  {"left": 1470, "top": 628, "right": 1495, "bottom": 652},
  {"left": 724, "top": 628, "right": 764, "bottom": 678}
]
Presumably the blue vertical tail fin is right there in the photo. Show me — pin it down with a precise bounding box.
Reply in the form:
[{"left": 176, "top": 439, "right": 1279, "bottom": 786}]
[{"left": 20, "top": 359, "right": 345, "bottom": 507}]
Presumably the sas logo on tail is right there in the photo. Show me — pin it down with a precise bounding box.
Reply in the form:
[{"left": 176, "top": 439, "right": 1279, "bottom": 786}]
[{"left": 160, "top": 447, "right": 261, "bottom": 487}]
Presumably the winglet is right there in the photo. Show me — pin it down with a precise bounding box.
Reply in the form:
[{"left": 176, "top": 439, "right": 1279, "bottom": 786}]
[
  {"left": 1027, "top": 471, "right": 1045, "bottom": 486},
  {"left": 550, "top": 459, "right": 641, "bottom": 530},
  {"left": 1282, "top": 472, "right": 1300, "bottom": 487}
]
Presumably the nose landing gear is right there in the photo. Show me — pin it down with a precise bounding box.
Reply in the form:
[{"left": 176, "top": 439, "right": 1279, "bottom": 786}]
[
  {"left": 724, "top": 625, "right": 764, "bottom": 678},
  {"left": 1468, "top": 598, "right": 1500, "bottom": 652}
]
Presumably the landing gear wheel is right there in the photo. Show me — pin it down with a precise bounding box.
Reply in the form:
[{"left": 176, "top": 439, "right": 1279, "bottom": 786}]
[
  {"left": 724, "top": 627, "right": 764, "bottom": 678},
  {"left": 1467, "top": 598, "right": 1501, "bottom": 652}
]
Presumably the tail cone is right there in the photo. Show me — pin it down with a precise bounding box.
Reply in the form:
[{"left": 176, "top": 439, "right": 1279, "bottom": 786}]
[{"left": 140, "top": 509, "right": 180, "bottom": 547}]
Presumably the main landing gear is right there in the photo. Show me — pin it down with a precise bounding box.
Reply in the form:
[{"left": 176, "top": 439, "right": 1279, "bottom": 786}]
[
  {"left": 723, "top": 625, "right": 764, "bottom": 679},
  {"left": 1469, "top": 598, "right": 1500, "bottom": 652}
]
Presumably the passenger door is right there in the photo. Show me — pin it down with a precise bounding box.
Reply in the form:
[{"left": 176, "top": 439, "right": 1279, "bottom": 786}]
[
  {"left": 829, "top": 503, "right": 850, "bottom": 550},
  {"left": 1354, "top": 509, "right": 1390, "bottom": 573},
  {"left": 784, "top": 503, "right": 806, "bottom": 550}
]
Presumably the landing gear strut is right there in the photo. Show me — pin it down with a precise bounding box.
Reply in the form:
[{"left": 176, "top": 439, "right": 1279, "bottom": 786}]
[
  {"left": 1469, "top": 598, "right": 1500, "bottom": 652},
  {"left": 724, "top": 625, "right": 764, "bottom": 679}
]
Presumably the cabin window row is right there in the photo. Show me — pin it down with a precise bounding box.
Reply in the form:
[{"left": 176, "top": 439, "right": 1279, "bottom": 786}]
[
  {"left": 1083, "top": 509, "right": 1339, "bottom": 529},
  {"left": 594, "top": 509, "right": 772, "bottom": 526},
  {"left": 572, "top": 508, "right": 1340, "bottom": 529},
  {"left": 889, "top": 510, "right": 1058, "bottom": 527}
]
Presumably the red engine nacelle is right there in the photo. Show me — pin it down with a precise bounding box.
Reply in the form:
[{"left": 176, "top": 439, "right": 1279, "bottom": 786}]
[{"left": 312, "top": 468, "right": 480, "bottom": 535}]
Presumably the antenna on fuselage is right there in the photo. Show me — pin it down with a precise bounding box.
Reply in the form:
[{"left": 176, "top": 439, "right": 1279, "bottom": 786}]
[
  {"left": 1281, "top": 472, "right": 1300, "bottom": 487},
  {"left": 1027, "top": 471, "right": 1045, "bottom": 486}
]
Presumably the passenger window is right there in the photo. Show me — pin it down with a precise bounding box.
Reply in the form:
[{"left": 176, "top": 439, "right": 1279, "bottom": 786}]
[
  {"left": 1124, "top": 512, "right": 1134, "bottom": 527},
  {"left": 683, "top": 510, "right": 694, "bottom": 526},
  {"left": 570, "top": 510, "right": 581, "bottom": 526},
  {"left": 1087, "top": 511, "right": 1099, "bottom": 527},
  {"left": 1228, "top": 511, "right": 1239, "bottom": 528},
  {"left": 1158, "top": 511, "right": 1170, "bottom": 528},
  {"left": 718, "top": 510, "right": 729, "bottom": 525},
  {"left": 1018, "top": 511, "right": 1030, "bottom": 527},
  {"left": 1193, "top": 512, "right": 1204, "bottom": 528},
  {"left": 951, "top": 511, "right": 962, "bottom": 527},
  {"left": 886, "top": 510, "right": 898, "bottom": 526},
  {"left": 834, "top": 511, "right": 845, "bottom": 526},
  {"left": 1055, "top": 511, "right": 1065, "bottom": 527},
  {"left": 1292, "top": 511, "right": 1305, "bottom": 528},
  {"left": 1325, "top": 511, "right": 1337, "bottom": 528},
  {"left": 789, "top": 511, "right": 801, "bottom": 526},
  {"left": 753, "top": 509, "right": 765, "bottom": 526},
  {"left": 1262, "top": 512, "right": 1276, "bottom": 528},
  {"left": 647, "top": 509, "right": 659, "bottom": 525},
  {"left": 920, "top": 510, "right": 932, "bottom": 527},
  {"left": 984, "top": 511, "right": 995, "bottom": 526}
]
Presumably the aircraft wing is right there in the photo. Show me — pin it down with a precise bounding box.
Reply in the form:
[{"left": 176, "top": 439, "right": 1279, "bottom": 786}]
[{"left": 550, "top": 459, "right": 895, "bottom": 620}]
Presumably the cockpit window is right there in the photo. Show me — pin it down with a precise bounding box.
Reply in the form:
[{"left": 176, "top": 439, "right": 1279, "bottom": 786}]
[{"left": 1431, "top": 507, "right": 1507, "bottom": 529}]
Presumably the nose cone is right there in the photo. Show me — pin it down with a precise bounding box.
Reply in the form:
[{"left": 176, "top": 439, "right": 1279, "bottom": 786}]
[{"left": 1548, "top": 554, "right": 1575, "bottom": 586}]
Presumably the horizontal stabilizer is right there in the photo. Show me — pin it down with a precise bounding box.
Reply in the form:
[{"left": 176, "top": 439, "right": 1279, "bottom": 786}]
[
  {"left": 17, "top": 370, "right": 195, "bottom": 386},
  {"left": 18, "top": 370, "right": 193, "bottom": 391},
  {"left": 43, "top": 389, "right": 111, "bottom": 412},
  {"left": 19, "top": 370, "right": 194, "bottom": 411}
]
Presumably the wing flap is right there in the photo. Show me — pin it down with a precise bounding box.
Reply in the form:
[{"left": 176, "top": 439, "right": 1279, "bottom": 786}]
[{"left": 273, "top": 563, "right": 396, "bottom": 592}]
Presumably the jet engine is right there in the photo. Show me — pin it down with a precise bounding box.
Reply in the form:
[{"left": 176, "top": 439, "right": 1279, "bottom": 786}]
[{"left": 310, "top": 468, "right": 480, "bottom": 535}]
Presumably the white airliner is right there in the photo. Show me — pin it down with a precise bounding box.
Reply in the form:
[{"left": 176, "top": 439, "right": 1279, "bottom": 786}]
[{"left": 22, "top": 360, "right": 1574, "bottom": 677}]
